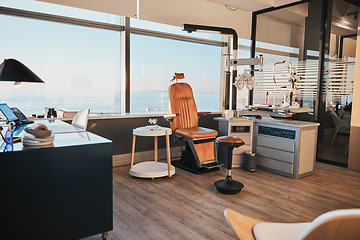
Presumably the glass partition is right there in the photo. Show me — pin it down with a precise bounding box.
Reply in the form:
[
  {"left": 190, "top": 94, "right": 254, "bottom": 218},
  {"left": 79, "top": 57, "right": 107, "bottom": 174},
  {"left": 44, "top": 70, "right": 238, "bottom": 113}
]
[{"left": 252, "top": 0, "right": 357, "bottom": 167}]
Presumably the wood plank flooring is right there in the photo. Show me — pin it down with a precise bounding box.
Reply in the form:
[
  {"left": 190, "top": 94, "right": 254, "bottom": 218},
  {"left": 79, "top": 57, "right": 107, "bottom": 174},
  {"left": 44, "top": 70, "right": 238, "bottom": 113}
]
[{"left": 86, "top": 162, "right": 360, "bottom": 240}]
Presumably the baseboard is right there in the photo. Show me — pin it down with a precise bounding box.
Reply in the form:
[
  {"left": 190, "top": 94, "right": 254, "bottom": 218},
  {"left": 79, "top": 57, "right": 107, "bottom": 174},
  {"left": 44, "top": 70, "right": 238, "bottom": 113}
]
[
  {"left": 112, "top": 147, "right": 182, "bottom": 167},
  {"left": 316, "top": 158, "right": 347, "bottom": 168}
]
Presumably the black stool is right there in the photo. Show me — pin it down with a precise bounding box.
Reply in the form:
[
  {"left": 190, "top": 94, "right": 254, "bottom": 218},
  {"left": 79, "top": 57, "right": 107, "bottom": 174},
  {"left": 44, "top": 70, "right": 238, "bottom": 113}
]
[{"left": 214, "top": 136, "right": 245, "bottom": 194}]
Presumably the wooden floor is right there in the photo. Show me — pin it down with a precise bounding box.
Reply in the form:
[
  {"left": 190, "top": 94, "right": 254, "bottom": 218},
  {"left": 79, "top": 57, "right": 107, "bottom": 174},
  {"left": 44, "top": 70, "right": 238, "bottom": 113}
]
[{"left": 86, "top": 162, "right": 360, "bottom": 240}]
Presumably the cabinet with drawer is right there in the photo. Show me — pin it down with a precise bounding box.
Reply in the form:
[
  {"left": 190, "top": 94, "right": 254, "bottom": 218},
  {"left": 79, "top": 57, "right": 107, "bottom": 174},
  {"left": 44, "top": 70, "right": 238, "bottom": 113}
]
[
  {"left": 255, "top": 119, "right": 319, "bottom": 179},
  {"left": 215, "top": 117, "right": 255, "bottom": 168}
]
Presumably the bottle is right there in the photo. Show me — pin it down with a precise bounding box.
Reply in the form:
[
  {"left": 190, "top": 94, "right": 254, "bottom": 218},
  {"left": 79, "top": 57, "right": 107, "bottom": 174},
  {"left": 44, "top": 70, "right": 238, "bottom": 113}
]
[
  {"left": 5, "top": 123, "right": 13, "bottom": 144},
  {"left": 265, "top": 91, "right": 269, "bottom": 104}
]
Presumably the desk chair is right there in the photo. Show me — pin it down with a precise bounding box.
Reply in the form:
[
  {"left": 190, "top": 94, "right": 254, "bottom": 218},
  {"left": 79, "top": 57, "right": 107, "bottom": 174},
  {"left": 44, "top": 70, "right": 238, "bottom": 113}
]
[
  {"left": 71, "top": 109, "right": 90, "bottom": 131},
  {"left": 327, "top": 108, "right": 350, "bottom": 145},
  {"left": 167, "top": 73, "right": 222, "bottom": 173},
  {"left": 224, "top": 208, "right": 360, "bottom": 240}
]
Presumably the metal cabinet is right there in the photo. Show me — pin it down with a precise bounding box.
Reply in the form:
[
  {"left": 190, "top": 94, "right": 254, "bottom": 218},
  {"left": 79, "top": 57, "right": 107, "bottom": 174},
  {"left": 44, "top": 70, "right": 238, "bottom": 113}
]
[{"left": 255, "top": 119, "right": 319, "bottom": 179}]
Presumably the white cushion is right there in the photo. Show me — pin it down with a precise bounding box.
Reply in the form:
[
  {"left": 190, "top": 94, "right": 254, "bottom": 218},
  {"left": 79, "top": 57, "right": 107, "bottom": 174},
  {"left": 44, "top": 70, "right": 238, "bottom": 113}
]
[
  {"left": 298, "top": 209, "right": 360, "bottom": 239},
  {"left": 253, "top": 222, "right": 311, "bottom": 240}
]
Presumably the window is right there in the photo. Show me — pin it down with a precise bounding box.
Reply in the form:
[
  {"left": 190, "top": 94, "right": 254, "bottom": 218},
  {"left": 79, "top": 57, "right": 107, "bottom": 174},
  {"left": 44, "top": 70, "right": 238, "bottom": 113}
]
[
  {"left": 130, "top": 19, "right": 222, "bottom": 114},
  {"left": 0, "top": 0, "right": 121, "bottom": 24},
  {"left": 0, "top": 14, "right": 121, "bottom": 116}
]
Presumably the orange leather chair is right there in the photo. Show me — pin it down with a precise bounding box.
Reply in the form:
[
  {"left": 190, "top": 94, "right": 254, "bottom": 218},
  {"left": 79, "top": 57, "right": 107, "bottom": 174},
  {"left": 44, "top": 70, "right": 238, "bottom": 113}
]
[{"left": 167, "top": 73, "right": 222, "bottom": 173}]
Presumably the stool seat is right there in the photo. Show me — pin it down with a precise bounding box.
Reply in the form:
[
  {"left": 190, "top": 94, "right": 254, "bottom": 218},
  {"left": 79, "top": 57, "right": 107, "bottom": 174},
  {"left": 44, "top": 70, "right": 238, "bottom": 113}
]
[{"left": 216, "top": 136, "right": 245, "bottom": 148}]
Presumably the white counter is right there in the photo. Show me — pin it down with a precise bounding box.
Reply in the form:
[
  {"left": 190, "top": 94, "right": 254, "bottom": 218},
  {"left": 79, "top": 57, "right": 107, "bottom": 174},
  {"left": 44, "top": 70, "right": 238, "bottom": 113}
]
[{"left": 215, "top": 117, "right": 320, "bottom": 179}]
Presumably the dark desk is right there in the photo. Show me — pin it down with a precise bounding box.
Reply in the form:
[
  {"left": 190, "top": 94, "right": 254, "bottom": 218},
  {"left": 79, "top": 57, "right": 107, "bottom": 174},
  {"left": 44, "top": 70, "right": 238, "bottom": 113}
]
[{"left": 0, "top": 120, "right": 113, "bottom": 240}]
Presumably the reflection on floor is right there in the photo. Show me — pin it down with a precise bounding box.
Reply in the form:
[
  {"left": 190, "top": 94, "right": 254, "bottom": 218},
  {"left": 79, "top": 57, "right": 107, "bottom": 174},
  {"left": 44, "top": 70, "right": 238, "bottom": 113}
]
[{"left": 318, "top": 133, "right": 349, "bottom": 166}]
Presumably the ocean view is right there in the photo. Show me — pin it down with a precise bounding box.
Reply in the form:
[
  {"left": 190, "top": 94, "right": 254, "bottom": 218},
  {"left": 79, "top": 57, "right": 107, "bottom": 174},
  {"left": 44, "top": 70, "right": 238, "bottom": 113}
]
[{"left": 2, "top": 91, "right": 220, "bottom": 117}]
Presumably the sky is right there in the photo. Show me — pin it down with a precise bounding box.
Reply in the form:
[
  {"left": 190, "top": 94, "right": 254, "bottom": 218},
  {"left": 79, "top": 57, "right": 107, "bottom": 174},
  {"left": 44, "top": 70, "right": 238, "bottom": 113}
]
[{"left": 0, "top": 0, "right": 225, "bottom": 115}]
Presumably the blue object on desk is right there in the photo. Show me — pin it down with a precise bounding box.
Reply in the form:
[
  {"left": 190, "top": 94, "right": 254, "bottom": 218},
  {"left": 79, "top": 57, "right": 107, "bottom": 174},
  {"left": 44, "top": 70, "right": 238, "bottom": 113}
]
[
  {"left": 0, "top": 103, "right": 18, "bottom": 121},
  {"left": 5, "top": 142, "right": 13, "bottom": 151},
  {"left": 5, "top": 123, "right": 13, "bottom": 144}
]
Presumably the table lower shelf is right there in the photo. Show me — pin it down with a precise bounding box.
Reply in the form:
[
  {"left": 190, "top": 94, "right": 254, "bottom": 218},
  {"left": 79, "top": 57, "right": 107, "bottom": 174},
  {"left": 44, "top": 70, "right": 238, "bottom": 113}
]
[{"left": 129, "top": 161, "right": 175, "bottom": 178}]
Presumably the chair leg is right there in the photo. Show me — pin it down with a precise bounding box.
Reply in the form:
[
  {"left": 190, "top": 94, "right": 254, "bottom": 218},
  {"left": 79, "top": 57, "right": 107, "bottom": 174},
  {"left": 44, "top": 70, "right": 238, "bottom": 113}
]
[
  {"left": 224, "top": 209, "right": 264, "bottom": 240},
  {"left": 101, "top": 232, "right": 109, "bottom": 239},
  {"left": 345, "top": 144, "right": 349, "bottom": 155},
  {"left": 130, "top": 135, "right": 136, "bottom": 169},
  {"left": 331, "top": 128, "right": 339, "bottom": 145}
]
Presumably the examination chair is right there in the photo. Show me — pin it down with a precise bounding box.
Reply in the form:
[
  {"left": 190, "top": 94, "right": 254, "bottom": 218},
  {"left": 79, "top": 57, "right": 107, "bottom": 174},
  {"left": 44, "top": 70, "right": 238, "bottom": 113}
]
[
  {"left": 167, "top": 73, "right": 222, "bottom": 173},
  {"left": 224, "top": 208, "right": 360, "bottom": 240}
]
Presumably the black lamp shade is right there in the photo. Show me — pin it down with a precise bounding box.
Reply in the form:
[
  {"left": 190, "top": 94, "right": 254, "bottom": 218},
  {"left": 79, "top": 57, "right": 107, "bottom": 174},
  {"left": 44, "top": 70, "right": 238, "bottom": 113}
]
[{"left": 0, "top": 59, "right": 44, "bottom": 83}]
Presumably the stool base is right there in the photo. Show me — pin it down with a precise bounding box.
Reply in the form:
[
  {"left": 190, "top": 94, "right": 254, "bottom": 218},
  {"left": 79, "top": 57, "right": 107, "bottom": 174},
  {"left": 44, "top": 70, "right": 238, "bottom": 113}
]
[{"left": 214, "top": 176, "right": 244, "bottom": 194}]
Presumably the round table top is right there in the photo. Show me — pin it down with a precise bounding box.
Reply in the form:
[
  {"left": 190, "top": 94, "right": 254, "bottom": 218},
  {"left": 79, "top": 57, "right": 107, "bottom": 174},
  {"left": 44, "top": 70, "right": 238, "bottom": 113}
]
[
  {"left": 129, "top": 161, "right": 175, "bottom": 178},
  {"left": 133, "top": 126, "right": 172, "bottom": 137}
]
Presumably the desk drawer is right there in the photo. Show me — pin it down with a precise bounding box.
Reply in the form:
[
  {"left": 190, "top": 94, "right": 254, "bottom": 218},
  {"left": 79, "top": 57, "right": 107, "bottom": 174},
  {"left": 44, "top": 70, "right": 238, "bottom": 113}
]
[
  {"left": 256, "top": 146, "right": 294, "bottom": 164},
  {"left": 257, "top": 135, "right": 295, "bottom": 152},
  {"left": 257, "top": 156, "right": 293, "bottom": 174}
]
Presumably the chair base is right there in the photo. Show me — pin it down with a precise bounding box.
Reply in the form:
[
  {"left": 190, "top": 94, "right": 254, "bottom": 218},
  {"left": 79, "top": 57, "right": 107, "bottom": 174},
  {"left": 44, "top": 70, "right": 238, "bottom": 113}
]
[
  {"left": 171, "top": 159, "right": 220, "bottom": 174},
  {"left": 214, "top": 176, "right": 244, "bottom": 194},
  {"left": 172, "top": 147, "right": 221, "bottom": 174}
]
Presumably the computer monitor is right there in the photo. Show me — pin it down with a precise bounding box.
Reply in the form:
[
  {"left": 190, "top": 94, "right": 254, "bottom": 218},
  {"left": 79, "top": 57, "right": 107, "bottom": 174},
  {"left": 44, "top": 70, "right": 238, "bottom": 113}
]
[{"left": 0, "top": 103, "right": 18, "bottom": 122}]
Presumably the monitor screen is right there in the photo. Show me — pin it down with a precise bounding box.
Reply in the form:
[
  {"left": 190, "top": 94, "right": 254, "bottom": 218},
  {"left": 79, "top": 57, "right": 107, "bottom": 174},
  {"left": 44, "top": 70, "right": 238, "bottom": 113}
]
[{"left": 0, "top": 103, "right": 18, "bottom": 121}]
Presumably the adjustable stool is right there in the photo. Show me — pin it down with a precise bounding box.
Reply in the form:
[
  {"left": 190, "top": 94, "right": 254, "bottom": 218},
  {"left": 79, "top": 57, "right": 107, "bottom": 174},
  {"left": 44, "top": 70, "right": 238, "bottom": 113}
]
[{"left": 214, "top": 136, "right": 245, "bottom": 194}]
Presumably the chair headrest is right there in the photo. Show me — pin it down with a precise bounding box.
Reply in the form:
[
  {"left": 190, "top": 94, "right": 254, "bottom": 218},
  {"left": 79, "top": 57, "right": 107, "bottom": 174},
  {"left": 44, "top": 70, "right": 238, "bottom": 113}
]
[
  {"left": 175, "top": 73, "right": 184, "bottom": 80},
  {"left": 169, "top": 82, "right": 193, "bottom": 99}
]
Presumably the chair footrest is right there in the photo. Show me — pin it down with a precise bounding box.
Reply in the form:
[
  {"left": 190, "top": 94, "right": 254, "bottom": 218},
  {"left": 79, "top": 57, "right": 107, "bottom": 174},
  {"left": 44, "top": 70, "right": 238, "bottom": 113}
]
[{"left": 201, "top": 161, "right": 223, "bottom": 169}]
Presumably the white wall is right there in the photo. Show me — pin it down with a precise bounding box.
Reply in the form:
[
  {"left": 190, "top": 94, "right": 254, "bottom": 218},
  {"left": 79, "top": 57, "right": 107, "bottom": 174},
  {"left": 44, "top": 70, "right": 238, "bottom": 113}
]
[
  {"left": 37, "top": 0, "right": 138, "bottom": 18},
  {"left": 343, "top": 38, "right": 357, "bottom": 59},
  {"left": 257, "top": 15, "right": 305, "bottom": 49},
  {"left": 39, "top": 0, "right": 252, "bottom": 39}
]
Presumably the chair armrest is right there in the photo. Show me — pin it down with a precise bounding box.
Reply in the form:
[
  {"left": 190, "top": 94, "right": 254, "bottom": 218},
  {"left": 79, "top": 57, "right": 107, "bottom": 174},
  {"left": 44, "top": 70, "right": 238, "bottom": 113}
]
[
  {"left": 224, "top": 209, "right": 264, "bottom": 240},
  {"left": 198, "top": 112, "right": 211, "bottom": 116},
  {"left": 164, "top": 114, "right": 177, "bottom": 122}
]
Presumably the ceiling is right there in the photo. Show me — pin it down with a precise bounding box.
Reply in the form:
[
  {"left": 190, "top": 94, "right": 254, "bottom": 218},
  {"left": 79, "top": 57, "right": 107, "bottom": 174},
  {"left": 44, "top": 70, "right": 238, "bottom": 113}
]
[
  {"left": 37, "top": 0, "right": 138, "bottom": 18},
  {"left": 36, "top": 0, "right": 359, "bottom": 39},
  {"left": 37, "top": 0, "right": 304, "bottom": 16},
  {"left": 205, "top": 0, "right": 301, "bottom": 12},
  {"left": 331, "top": 0, "right": 358, "bottom": 35}
]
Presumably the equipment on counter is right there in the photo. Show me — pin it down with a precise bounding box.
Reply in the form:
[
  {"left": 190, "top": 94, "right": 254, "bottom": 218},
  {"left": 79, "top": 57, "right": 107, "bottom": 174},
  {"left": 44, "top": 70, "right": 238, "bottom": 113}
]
[{"left": 272, "top": 61, "right": 302, "bottom": 107}]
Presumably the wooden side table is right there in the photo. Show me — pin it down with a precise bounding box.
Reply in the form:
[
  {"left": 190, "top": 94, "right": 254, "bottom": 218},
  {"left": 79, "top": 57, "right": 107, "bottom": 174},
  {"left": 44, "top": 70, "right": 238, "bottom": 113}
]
[{"left": 129, "top": 126, "right": 175, "bottom": 178}]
